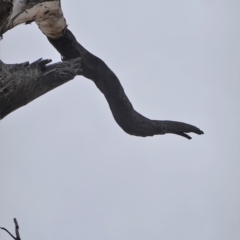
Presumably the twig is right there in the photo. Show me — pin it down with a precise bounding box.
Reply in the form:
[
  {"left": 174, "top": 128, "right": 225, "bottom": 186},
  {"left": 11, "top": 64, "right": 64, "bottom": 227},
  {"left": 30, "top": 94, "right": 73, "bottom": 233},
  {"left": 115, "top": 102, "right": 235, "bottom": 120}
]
[
  {"left": 14, "top": 218, "right": 21, "bottom": 240},
  {"left": 0, "top": 218, "right": 21, "bottom": 240}
]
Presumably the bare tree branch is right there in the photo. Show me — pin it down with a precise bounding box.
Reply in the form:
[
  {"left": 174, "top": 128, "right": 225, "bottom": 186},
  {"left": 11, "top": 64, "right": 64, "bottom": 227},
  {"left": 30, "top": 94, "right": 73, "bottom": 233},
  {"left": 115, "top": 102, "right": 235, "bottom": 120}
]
[
  {"left": 0, "top": 227, "right": 16, "bottom": 240},
  {"left": 14, "top": 218, "right": 21, "bottom": 240},
  {"left": 48, "top": 29, "right": 203, "bottom": 139},
  {"left": 0, "top": 57, "right": 82, "bottom": 119},
  {"left": 0, "top": 0, "right": 203, "bottom": 139},
  {"left": 0, "top": 218, "right": 21, "bottom": 240}
]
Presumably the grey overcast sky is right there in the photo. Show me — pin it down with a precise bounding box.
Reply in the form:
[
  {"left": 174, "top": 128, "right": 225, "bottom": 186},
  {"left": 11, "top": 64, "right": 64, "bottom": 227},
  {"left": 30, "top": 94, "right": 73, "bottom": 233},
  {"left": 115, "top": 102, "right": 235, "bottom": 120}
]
[{"left": 0, "top": 1, "right": 240, "bottom": 240}]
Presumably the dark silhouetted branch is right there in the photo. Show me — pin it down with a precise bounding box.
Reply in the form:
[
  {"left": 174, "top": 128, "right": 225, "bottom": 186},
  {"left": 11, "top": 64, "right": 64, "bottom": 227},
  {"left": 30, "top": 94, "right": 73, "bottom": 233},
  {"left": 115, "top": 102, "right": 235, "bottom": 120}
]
[
  {"left": 48, "top": 29, "right": 203, "bottom": 139},
  {"left": 0, "top": 218, "right": 21, "bottom": 240}
]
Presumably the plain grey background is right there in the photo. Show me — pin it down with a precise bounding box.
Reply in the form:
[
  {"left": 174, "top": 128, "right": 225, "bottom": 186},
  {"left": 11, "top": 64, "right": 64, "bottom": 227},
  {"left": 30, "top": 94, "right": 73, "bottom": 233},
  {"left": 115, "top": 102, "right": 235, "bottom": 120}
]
[{"left": 0, "top": 1, "right": 240, "bottom": 240}]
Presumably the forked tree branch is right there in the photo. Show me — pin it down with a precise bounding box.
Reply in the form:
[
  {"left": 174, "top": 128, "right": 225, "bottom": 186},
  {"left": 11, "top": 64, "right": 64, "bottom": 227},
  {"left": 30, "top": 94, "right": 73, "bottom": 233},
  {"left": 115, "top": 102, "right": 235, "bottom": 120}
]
[
  {"left": 0, "top": 218, "right": 21, "bottom": 240},
  {"left": 0, "top": 0, "right": 204, "bottom": 139}
]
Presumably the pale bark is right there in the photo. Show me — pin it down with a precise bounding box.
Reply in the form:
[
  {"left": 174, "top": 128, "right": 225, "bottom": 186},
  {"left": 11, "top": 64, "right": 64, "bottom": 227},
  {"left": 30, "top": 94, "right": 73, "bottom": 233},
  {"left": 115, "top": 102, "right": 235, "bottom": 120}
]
[{"left": 0, "top": 0, "right": 66, "bottom": 38}]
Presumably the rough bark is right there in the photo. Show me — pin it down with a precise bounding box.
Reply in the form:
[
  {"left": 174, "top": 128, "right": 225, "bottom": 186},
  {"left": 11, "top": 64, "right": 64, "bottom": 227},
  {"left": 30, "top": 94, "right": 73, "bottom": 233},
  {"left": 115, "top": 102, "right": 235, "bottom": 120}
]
[
  {"left": 0, "top": 58, "right": 81, "bottom": 119},
  {"left": 0, "top": 0, "right": 12, "bottom": 37}
]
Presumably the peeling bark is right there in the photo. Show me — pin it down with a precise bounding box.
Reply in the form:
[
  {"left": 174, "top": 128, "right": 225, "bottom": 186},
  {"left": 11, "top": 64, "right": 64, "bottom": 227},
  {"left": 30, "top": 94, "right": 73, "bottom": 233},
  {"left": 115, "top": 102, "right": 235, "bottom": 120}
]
[{"left": 0, "top": 0, "right": 66, "bottom": 38}]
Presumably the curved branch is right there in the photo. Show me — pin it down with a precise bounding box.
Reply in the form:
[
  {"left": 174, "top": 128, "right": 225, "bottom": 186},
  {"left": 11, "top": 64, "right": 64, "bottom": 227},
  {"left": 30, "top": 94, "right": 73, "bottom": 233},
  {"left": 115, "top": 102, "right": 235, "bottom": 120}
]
[
  {"left": 48, "top": 29, "right": 203, "bottom": 139},
  {"left": 0, "top": 227, "right": 16, "bottom": 240}
]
